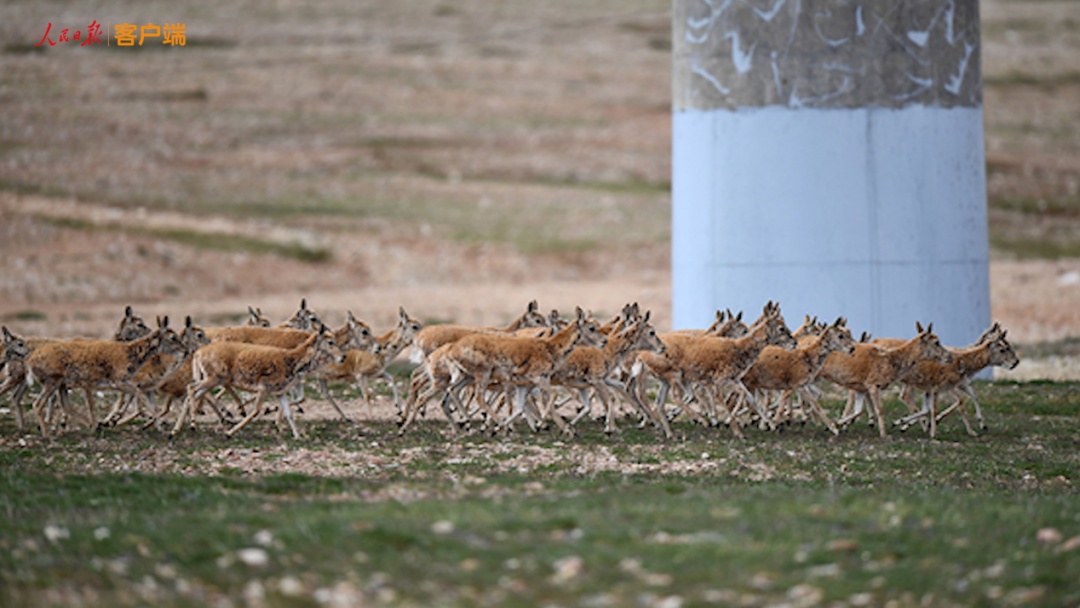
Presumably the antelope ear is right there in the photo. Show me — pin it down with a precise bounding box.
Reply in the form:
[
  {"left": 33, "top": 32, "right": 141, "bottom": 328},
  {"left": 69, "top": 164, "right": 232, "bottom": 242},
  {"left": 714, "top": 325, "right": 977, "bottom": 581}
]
[
  {"left": 528, "top": 300, "right": 538, "bottom": 312},
  {"left": 299, "top": 298, "right": 308, "bottom": 311},
  {"left": 161, "top": 316, "right": 169, "bottom": 328},
  {"left": 2, "top": 326, "right": 11, "bottom": 340},
  {"left": 575, "top": 306, "right": 585, "bottom": 321},
  {"left": 125, "top": 305, "right": 134, "bottom": 318},
  {"left": 643, "top": 310, "right": 651, "bottom": 323},
  {"left": 186, "top": 316, "right": 193, "bottom": 329},
  {"left": 915, "top": 320, "right": 925, "bottom": 333},
  {"left": 735, "top": 311, "right": 743, "bottom": 322},
  {"left": 926, "top": 322, "right": 933, "bottom": 334}
]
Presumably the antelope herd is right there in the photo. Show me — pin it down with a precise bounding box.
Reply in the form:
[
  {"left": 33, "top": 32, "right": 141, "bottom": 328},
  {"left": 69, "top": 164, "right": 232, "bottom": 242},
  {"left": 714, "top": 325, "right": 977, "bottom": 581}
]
[{"left": 0, "top": 299, "right": 1020, "bottom": 440}]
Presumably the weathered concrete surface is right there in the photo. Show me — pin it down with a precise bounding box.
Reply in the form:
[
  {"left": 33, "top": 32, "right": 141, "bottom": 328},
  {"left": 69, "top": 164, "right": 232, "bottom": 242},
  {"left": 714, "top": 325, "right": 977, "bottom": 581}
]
[
  {"left": 674, "top": 0, "right": 981, "bottom": 110},
  {"left": 671, "top": 105, "right": 990, "bottom": 347},
  {"left": 671, "top": 0, "right": 989, "bottom": 346}
]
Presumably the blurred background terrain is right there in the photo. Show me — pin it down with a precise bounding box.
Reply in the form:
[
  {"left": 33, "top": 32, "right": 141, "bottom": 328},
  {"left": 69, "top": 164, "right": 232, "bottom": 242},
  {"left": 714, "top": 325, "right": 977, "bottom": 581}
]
[{"left": 1, "top": 0, "right": 1078, "bottom": 378}]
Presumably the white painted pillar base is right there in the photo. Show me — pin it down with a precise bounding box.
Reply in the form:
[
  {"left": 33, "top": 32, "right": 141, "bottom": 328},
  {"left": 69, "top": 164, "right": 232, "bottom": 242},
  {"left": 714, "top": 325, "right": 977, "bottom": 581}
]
[{"left": 672, "top": 105, "right": 990, "bottom": 346}]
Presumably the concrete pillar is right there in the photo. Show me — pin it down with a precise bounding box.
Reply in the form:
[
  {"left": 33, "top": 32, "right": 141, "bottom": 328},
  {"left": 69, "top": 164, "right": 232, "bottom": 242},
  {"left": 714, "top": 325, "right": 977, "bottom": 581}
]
[{"left": 672, "top": 1, "right": 989, "bottom": 347}]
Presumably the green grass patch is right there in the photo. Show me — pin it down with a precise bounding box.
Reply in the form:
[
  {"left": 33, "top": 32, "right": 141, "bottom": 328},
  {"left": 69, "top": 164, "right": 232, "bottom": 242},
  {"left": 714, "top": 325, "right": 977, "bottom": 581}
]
[
  {"left": 985, "top": 70, "right": 1080, "bottom": 89},
  {"left": 989, "top": 234, "right": 1080, "bottom": 259},
  {"left": 1017, "top": 337, "right": 1080, "bottom": 359},
  {"left": 1, "top": 381, "right": 1079, "bottom": 606},
  {"left": 4, "top": 309, "right": 48, "bottom": 321},
  {"left": 990, "top": 196, "right": 1080, "bottom": 217},
  {"left": 3, "top": 43, "right": 47, "bottom": 55},
  {"left": 37, "top": 216, "right": 332, "bottom": 263}
]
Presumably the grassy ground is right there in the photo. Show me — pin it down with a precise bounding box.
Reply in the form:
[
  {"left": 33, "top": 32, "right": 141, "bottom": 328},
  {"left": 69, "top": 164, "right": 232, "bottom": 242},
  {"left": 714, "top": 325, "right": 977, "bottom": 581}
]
[
  {"left": 1, "top": 2, "right": 1079, "bottom": 605},
  {"left": 1, "top": 382, "right": 1078, "bottom": 607}
]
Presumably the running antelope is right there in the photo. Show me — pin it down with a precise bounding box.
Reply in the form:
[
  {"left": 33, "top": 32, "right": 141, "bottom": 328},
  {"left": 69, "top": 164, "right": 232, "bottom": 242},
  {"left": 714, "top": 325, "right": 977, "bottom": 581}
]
[
  {"left": 740, "top": 317, "right": 855, "bottom": 434},
  {"left": 892, "top": 323, "right": 1019, "bottom": 438},
  {"left": 26, "top": 317, "right": 184, "bottom": 436},
  {"left": 411, "top": 300, "right": 547, "bottom": 362},
  {"left": 1, "top": 307, "right": 153, "bottom": 430},
  {"left": 672, "top": 302, "right": 797, "bottom": 436},
  {"left": 177, "top": 323, "right": 347, "bottom": 439},
  {"left": 308, "top": 307, "right": 422, "bottom": 419},
  {"left": 629, "top": 308, "right": 754, "bottom": 433},
  {"left": 195, "top": 312, "right": 378, "bottom": 420},
  {"left": 100, "top": 317, "right": 211, "bottom": 429},
  {"left": 437, "top": 307, "right": 606, "bottom": 435},
  {"left": 549, "top": 310, "right": 667, "bottom": 434},
  {"left": 819, "top": 323, "right": 953, "bottom": 438}
]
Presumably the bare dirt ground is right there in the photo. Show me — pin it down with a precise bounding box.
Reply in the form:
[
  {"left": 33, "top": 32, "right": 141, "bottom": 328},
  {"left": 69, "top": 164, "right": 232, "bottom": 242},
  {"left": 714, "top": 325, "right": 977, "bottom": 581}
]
[{"left": 1, "top": 0, "right": 1079, "bottom": 381}]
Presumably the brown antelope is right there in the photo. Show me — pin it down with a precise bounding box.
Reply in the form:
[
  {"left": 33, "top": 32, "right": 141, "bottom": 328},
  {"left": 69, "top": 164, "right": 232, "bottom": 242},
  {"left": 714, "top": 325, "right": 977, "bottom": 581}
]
[
  {"left": 629, "top": 307, "right": 756, "bottom": 433},
  {"left": 280, "top": 298, "right": 321, "bottom": 331},
  {"left": 177, "top": 323, "right": 346, "bottom": 439},
  {"left": 740, "top": 318, "right": 855, "bottom": 434},
  {"left": 245, "top": 306, "right": 271, "bottom": 327},
  {"left": 101, "top": 317, "right": 212, "bottom": 429},
  {"left": 308, "top": 307, "right": 422, "bottom": 419},
  {"left": 672, "top": 302, "right": 797, "bottom": 436},
  {"left": 1, "top": 327, "right": 32, "bottom": 428},
  {"left": 667, "top": 309, "right": 743, "bottom": 336},
  {"left": 411, "top": 300, "right": 547, "bottom": 362},
  {"left": 892, "top": 324, "right": 1019, "bottom": 438},
  {"left": 193, "top": 312, "right": 378, "bottom": 420},
  {"left": 205, "top": 325, "right": 313, "bottom": 347},
  {"left": 114, "top": 305, "right": 153, "bottom": 341},
  {"left": 26, "top": 317, "right": 184, "bottom": 436},
  {"left": 437, "top": 307, "right": 607, "bottom": 435},
  {"left": 1, "top": 327, "right": 30, "bottom": 365},
  {"left": 401, "top": 305, "right": 567, "bottom": 432},
  {"left": 1, "top": 307, "right": 154, "bottom": 431},
  {"left": 549, "top": 310, "right": 667, "bottom": 434},
  {"left": 819, "top": 323, "right": 953, "bottom": 438},
  {"left": 791, "top": 315, "right": 826, "bottom": 343},
  {"left": 406, "top": 301, "right": 547, "bottom": 421},
  {"left": 399, "top": 341, "right": 464, "bottom": 434}
]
